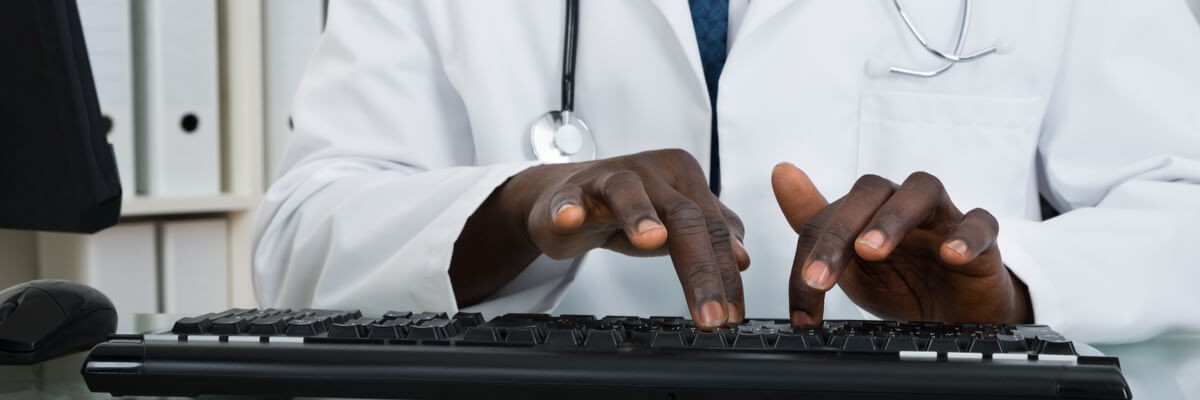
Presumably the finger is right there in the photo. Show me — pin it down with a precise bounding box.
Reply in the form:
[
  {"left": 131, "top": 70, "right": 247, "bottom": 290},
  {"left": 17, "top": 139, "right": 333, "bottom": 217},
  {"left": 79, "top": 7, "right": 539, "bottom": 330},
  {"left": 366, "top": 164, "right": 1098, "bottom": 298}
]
[
  {"left": 549, "top": 184, "right": 587, "bottom": 231},
  {"left": 802, "top": 175, "right": 896, "bottom": 291},
  {"left": 691, "top": 196, "right": 745, "bottom": 325},
  {"left": 772, "top": 162, "right": 829, "bottom": 233},
  {"left": 789, "top": 219, "right": 826, "bottom": 327},
  {"left": 940, "top": 208, "right": 1000, "bottom": 267},
  {"left": 855, "top": 172, "right": 961, "bottom": 262},
  {"left": 720, "top": 203, "right": 751, "bottom": 271},
  {"left": 595, "top": 171, "right": 667, "bottom": 250},
  {"left": 649, "top": 190, "right": 729, "bottom": 330},
  {"left": 732, "top": 234, "right": 750, "bottom": 271}
]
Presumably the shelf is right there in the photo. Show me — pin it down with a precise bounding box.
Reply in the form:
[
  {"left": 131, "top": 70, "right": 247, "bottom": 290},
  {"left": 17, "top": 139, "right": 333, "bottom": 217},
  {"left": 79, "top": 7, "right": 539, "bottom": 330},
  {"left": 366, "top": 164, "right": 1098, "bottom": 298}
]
[{"left": 120, "top": 195, "right": 261, "bottom": 217}]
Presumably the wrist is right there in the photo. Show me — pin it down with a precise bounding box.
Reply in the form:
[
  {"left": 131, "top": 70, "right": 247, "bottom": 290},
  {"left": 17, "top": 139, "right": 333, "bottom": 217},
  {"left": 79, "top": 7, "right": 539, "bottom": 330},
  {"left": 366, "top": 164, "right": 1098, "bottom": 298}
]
[{"left": 1006, "top": 266, "right": 1035, "bottom": 324}]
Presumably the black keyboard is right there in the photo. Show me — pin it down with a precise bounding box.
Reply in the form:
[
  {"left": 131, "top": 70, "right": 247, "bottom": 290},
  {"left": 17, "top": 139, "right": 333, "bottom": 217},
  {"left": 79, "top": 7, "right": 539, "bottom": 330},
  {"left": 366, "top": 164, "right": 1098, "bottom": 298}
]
[{"left": 82, "top": 308, "right": 1131, "bottom": 399}]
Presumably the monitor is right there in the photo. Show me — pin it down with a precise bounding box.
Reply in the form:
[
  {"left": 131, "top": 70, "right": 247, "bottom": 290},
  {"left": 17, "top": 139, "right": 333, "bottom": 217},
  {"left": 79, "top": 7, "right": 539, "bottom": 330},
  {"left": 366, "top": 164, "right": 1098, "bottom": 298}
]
[{"left": 0, "top": 0, "right": 121, "bottom": 233}]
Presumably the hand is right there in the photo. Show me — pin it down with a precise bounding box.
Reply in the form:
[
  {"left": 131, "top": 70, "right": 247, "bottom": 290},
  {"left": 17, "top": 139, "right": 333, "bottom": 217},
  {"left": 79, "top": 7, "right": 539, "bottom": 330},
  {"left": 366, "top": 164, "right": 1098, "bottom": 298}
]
[
  {"left": 451, "top": 149, "right": 749, "bottom": 329},
  {"left": 770, "top": 163, "right": 1032, "bottom": 326}
]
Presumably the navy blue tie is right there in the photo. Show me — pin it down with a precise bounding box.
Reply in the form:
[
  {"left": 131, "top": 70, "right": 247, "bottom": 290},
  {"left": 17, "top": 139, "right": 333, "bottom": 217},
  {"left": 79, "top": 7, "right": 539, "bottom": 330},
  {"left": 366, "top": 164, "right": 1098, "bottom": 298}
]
[{"left": 689, "top": 0, "right": 728, "bottom": 195}]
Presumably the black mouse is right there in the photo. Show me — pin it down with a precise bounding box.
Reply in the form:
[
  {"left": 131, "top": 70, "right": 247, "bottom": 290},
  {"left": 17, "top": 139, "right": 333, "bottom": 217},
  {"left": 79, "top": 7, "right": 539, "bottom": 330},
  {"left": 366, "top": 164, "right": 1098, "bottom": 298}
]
[{"left": 0, "top": 279, "right": 117, "bottom": 364}]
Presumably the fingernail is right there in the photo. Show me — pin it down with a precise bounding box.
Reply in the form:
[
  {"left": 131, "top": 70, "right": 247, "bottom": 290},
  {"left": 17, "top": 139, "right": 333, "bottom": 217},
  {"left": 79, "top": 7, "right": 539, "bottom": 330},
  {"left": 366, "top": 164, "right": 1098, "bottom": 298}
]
[
  {"left": 804, "top": 260, "right": 832, "bottom": 290},
  {"left": 637, "top": 219, "right": 662, "bottom": 234},
  {"left": 699, "top": 301, "right": 727, "bottom": 328},
  {"left": 555, "top": 203, "right": 576, "bottom": 216},
  {"left": 947, "top": 239, "right": 968, "bottom": 256},
  {"left": 857, "top": 230, "right": 884, "bottom": 250},
  {"left": 726, "top": 303, "right": 743, "bottom": 325}
]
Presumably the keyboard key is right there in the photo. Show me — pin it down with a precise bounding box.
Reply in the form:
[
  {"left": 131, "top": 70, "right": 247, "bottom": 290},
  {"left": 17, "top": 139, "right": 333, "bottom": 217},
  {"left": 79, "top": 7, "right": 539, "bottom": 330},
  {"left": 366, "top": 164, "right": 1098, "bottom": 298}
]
[
  {"left": 248, "top": 314, "right": 296, "bottom": 335},
  {"left": 544, "top": 329, "right": 582, "bottom": 350},
  {"left": 452, "top": 312, "right": 485, "bottom": 328},
  {"left": 409, "top": 312, "right": 447, "bottom": 322},
  {"left": 883, "top": 336, "right": 918, "bottom": 352},
  {"left": 967, "top": 339, "right": 1002, "bottom": 355},
  {"left": 774, "top": 334, "right": 809, "bottom": 350},
  {"left": 692, "top": 332, "right": 726, "bottom": 348},
  {"left": 408, "top": 320, "right": 452, "bottom": 340},
  {"left": 462, "top": 327, "right": 500, "bottom": 343},
  {"left": 650, "top": 332, "right": 687, "bottom": 349},
  {"left": 172, "top": 308, "right": 253, "bottom": 334},
  {"left": 285, "top": 318, "right": 328, "bottom": 337},
  {"left": 559, "top": 314, "right": 596, "bottom": 321},
  {"left": 583, "top": 329, "right": 621, "bottom": 351},
  {"left": 842, "top": 336, "right": 876, "bottom": 352},
  {"left": 381, "top": 311, "right": 412, "bottom": 321},
  {"left": 997, "top": 334, "right": 1029, "bottom": 353},
  {"left": 210, "top": 315, "right": 255, "bottom": 335},
  {"left": 505, "top": 327, "right": 543, "bottom": 345},
  {"left": 1036, "top": 340, "right": 1076, "bottom": 355},
  {"left": 367, "top": 319, "right": 412, "bottom": 340},
  {"left": 328, "top": 317, "right": 377, "bottom": 339},
  {"left": 732, "top": 334, "right": 767, "bottom": 349},
  {"left": 926, "top": 338, "right": 961, "bottom": 353}
]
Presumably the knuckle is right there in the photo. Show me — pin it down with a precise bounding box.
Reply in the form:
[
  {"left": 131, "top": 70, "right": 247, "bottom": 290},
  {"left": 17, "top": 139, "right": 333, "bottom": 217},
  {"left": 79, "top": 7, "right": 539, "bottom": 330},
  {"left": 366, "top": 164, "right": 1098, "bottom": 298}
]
[
  {"left": 875, "top": 204, "right": 911, "bottom": 228},
  {"left": 685, "top": 264, "right": 723, "bottom": 291},
  {"left": 823, "top": 220, "right": 857, "bottom": 246},
  {"left": 906, "top": 171, "right": 946, "bottom": 193},
  {"left": 600, "top": 170, "right": 644, "bottom": 195},
  {"left": 705, "top": 218, "right": 732, "bottom": 246},
  {"left": 662, "top": 198, "right": 710, "bottom": 233},
  {"left": 852, "top": 174, "right": 893, "bottom": 194},
  {"left": 968, "top": 208, "right": 1000, "bottom": 233}
]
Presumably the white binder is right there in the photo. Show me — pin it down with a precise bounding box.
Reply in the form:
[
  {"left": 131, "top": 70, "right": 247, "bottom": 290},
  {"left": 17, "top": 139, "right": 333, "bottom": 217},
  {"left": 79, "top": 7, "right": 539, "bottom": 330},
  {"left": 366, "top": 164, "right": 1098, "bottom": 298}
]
[
  {"left": 159, "top": 219, "right": 229, "bottom": 314},
  {"left": 133, "top": 0, "right": 221, "bottom": 196},
  {"left": 264, "top": 0, "right": 326, "bottom": 182},
  {"left": 77, "top": 0, "right": 136, "bottom": 198},
  {"left": 36, "top": 222, "right": 159, "bottom": 314}
]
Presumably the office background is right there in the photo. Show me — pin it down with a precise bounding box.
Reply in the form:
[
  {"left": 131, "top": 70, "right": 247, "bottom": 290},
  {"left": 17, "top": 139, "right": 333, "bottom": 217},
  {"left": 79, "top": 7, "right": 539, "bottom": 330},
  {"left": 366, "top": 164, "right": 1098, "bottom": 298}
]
[
  {"left": 0, "top": 0, "right": 326, "bottom": 313},
  {"left": 1, "top": 0, "right": 1199, "bottom": 314}
]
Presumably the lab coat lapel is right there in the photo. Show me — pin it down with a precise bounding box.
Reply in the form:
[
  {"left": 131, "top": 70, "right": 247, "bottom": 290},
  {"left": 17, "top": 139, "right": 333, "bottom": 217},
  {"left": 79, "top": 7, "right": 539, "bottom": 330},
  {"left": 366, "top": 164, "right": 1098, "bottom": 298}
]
[
  {"left": 649, "top": 0, "right": 709, "bottom": 104},
  {"left": 733, "top": 0, "right": 797, "bottom": 43}
]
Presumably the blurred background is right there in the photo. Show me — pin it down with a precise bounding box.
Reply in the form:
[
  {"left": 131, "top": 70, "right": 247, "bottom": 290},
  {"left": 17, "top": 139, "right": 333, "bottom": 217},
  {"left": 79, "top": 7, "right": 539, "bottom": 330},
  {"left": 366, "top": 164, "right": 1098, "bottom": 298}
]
[
  {"left": 1, "top": 0, "right": 1199, "bottom": 316},
  {"left": 0, "top": 0, "right": 327, "bottom": 314}
]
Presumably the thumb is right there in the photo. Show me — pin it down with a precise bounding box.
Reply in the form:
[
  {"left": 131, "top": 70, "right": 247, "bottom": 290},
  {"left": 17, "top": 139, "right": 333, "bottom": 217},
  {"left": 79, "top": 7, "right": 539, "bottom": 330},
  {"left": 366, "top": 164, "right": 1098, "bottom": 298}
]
[{"left": 771, "top": 162, "right": 829, "bottom": 233}]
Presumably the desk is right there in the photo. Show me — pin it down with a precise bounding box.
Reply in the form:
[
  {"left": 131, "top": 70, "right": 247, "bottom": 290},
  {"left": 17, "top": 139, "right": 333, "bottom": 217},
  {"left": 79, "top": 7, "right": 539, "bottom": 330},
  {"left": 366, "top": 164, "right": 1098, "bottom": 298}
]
[{"left": 2, "top": 314, "right": 1197, "bottom": 399}]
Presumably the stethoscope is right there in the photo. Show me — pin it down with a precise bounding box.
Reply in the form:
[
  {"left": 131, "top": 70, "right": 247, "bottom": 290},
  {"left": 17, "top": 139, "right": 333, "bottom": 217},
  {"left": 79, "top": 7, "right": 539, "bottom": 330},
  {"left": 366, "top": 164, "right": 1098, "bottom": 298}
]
[
  {"left": 530, "top": 0, "right": 1010, "bottom": 163},
  {"left": 530, "top": 0, "right": 594, "bottom": 163}
]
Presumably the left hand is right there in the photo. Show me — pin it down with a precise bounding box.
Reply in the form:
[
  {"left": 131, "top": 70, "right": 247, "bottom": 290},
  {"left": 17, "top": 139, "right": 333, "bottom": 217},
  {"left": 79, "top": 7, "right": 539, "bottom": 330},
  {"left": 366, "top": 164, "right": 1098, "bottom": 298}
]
[{"left": 771, "top": 163, "right": 1033, "bottom": 326}]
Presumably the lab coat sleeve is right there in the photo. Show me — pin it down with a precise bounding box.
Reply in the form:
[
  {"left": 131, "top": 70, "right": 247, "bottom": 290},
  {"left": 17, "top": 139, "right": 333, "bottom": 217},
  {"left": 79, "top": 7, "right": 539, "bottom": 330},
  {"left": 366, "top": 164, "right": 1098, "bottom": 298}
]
[
  {"left": 252, "top": 1, "right": 569, "bottom": 317},
  {"left": 998, "top": 0, "right": 1200, "bottom": 344}
]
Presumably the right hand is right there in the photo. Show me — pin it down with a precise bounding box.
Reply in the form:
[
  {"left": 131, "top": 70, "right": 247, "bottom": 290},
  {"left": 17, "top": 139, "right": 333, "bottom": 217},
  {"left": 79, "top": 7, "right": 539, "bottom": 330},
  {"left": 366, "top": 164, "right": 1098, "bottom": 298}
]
[{"left": 450, "top": 149, "right": 749, "bottom": 330}]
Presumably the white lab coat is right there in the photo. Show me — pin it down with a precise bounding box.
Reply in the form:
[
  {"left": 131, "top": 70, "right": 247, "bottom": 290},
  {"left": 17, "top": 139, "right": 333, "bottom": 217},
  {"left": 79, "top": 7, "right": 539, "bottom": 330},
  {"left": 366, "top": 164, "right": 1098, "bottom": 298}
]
[{"left": 254, "top": 0, "right": 1200, "bottom": 344}]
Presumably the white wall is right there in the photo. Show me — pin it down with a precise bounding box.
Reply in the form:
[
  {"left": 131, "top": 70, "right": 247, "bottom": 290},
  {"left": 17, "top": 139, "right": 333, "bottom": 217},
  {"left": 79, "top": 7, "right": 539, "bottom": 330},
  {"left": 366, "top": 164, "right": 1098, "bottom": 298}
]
[{"left": 0, "top": 230, "right": 37, "bottom": 289}]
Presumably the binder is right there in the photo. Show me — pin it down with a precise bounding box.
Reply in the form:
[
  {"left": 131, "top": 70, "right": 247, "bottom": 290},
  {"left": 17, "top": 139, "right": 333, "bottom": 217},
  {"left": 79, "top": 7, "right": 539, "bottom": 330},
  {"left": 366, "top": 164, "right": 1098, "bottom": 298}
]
[
  {"left": 159, "top": 219, "right": 229, "bottom": 314},
  {"left": 77, "top": 0, "right": 136, "bottom": 198},
  {"left": 263, "top": 0, "right": 326, "bottom": 181},
  {"left": 133, "top": 0, "right": 221, "bottom": 196},
  {"left": 36, "top": 222, "right": 158, "bottom": 314}
]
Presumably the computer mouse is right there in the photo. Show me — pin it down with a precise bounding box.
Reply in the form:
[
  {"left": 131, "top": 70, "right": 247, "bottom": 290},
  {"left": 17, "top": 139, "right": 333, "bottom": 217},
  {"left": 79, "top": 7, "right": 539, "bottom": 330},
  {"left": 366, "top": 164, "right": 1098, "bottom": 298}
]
[{"left": 0, "top": 280, "right": 116, "bottom": 364}]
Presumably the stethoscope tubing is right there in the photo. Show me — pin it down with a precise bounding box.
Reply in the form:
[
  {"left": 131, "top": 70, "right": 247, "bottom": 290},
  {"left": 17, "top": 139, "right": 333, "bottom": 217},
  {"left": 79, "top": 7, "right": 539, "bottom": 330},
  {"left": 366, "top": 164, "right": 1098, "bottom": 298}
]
[{"left": 561, "top": 0, "right": 580, "bottom": 113}]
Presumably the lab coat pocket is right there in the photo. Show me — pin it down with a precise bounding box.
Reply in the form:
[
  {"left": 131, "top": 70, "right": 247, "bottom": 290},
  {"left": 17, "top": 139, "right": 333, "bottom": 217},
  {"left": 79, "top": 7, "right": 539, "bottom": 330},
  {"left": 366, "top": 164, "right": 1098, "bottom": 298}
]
[{"left": 857, "top": 91, "right": 1044, "bottom": 219}]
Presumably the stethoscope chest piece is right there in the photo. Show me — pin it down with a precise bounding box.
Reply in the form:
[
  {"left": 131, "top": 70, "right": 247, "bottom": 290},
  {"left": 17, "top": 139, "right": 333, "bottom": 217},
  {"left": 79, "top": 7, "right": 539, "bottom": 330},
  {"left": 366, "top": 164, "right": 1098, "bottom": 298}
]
[{"left": 531, "top": 110, "right": 595, "bottom": 163}]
